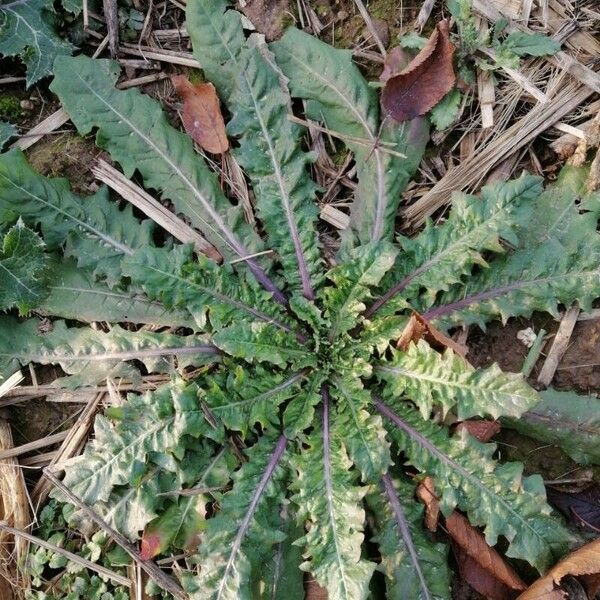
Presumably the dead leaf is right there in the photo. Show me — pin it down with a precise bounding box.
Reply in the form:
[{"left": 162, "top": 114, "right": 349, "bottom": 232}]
[
  {"left": 446, "top": 512, "right": 527, "bottom": 595},
  {"left": 397, "top": 312, "right": 468, "bottom": 357},
  {"left": 416, "top": 476, "right": 440, "bottom": 532},
  {"left": 381, "top": 20, "right": 456, "bottom": 122},
  {"left": 546, "top": 485, "right": 600, "bottom": 532},
  {"left": 238, "top": 0, "right": 289, "bottom": 41},
  {"left": 518, "top": 537, "right": 600, "bottom": 599},
  {"left": 380, "top": 46, "right": 412, "bottom": 83},
  {"left": 453, "top": 544, "right": 521, "bottom": 600},
  {"left": 455, "top": 420, "right": 501, "bottom": 442},
  {"left": 171, "top": 76, "right": 229, "bottom": 154}
]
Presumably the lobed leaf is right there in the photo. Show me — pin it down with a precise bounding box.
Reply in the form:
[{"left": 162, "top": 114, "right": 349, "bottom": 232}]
[
  {"left": 367, "top": 475, "right": 451, "bottom": 600},
  {"left": 0, "top": 0, "right": 74, "bottom": 86},
  {"left": 0, "top": 317, "right": 217, "bottom": 386},
  {"left": 40, "top": 260, "right": 190, "bottom": 328},
  {"left": 375, "top": 398, "right": 571, "bottom": 572},
  {"left": 272, "top": 27, "right": 429, "bottom": 246},
  {"left": 50, "top": 56, "right": 285, "bottom": 303},
  {"left": 377, "top": 340, "right": 539, "bottom": 420},
  {"left": 123, "top": 245, "right": 293, "bottom": 333},
  {"left": 0, "top": 219, "right": 50, "bottom": 314},
  {"left": 190, "top": 433, "right": 289, "bottom": 600},
  {"left": 324, "top": 242, "right": 398, "bottom": 340},
  {"left": 367, "top": 173, "right": 543, "bottom": 318},
  {"left": 0, "top": 149, "right": 152, "bottom": 287},
  {"left": 292, "top": 393, "right": 376, "bottom": 600}
]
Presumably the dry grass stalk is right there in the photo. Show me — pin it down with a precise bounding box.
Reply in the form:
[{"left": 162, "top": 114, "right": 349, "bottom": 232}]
[
  {"left": 403, "top": 78, "right": 595, "bottom": 227},
  {"left": 538, "top": 304, "right": 580, "bottom": 386},
  {"left": 117, "top": 73, "right": 169, "bottom": 90},
  {"left": 473, "top": 0, "right": 600, "bottom": 93},
  {"left": 93, "top": 159, "right": 221, "bottom": 261},
  {"left": 102, "top": 0, "right": 119, "bottom": 56},
  {"left": 320, "top": 204, "right": 350, "bottom": 230},
  {"left": 352, "top": 0, "right": 386, "bottom": 55},
  {"left": 0, "top": 418, "right": 31, "bottom": 596},
  {"left": 0, "top": 522, "right": 130, "bottom": 588},
  {"left": 415, "top": 0, "right": 437, "bottom": 31},
  {"left": 0, "top": 374, "right": 23, "bottom": 400},
  {"left": 0, "top": 432, "right": 69, "bottom": 462},
  {"left": 222, "top": 153, "right": 256, "bottom": 225},
  {"left": 32, "top": 393, "right": 103, "bottom": 508},
  {"left": 20, "top": 452, "right": 57, "bottom": 468},
  {"left": 10, "top": 109, "right": 70, "bottom": 151},
  {"left": 119, "top": 43, "right": 200, "bottom": 67}
]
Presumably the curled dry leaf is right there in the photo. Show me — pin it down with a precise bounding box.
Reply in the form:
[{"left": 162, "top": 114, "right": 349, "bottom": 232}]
[
  {"left": 456, "top": 419, "right": 502, "bottom": 442},
  {"left": 416, "top": 475, "right": 440, "bottom": 532},
  {"left": 171, "top": 75, "right": 229, "bottom": 154},
  {"left": 518, "top": 537, "right": 600, "bottom": 600},
  {"left": 446, "top": 512, "right": 527, "bottom": 597},
  {"left": 381, "top": 20, "right": 456, "bottom": 122},
  {"left": 397, "top": 311, "right": 468, "bottom": 357}
]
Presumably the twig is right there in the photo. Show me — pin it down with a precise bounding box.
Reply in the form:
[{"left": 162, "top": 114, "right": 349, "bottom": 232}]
[
  {"left": 415, "top": 0, "right": 436, "bottom": 32},
  {"left": 537, "top": 304, "right": 580, "bottom": 386},
  {"left": 119, "top": 43, "right": 200, "bottom": 67},
  {"left": 0, "top": 521, "right": 131, "bottom": 587},
  {"left": 0, "top": 371, "right": 23, "bottom": 398},
  {"left": 43, "top": 470, "right": 187, "bottom": 600}
]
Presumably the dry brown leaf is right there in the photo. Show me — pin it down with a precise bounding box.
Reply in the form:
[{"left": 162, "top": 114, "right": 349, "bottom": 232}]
[
  {"left": 381, "top": 20, "right": 456, "bottom": 122},
  {"left": 446, "top": 512, "right": 527, "bottom": 594},
  {"left": 455, "top": 419, "right": 501, "bottom": 442},
  {"left": 518, "top": 537, "right": 600, "bottom": 599},
  {"left": 380, "top": 46, "right": 411, "bottom": 83},
  {"left": 171, "top": 76, "right": 229, "bottom": 154},
  {"left": 416, "top": 476, "right": 440, "bottom": 532},
  {"left": 397, "top": 312, "right": 468, "bottom": 357},
  {"left": 453, "top": 544, "right": 521, "bottom": 600}
]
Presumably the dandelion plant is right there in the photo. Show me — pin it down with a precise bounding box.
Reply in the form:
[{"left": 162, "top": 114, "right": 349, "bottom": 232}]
[{"left": 1, "top": 1, "right": 599, "bottom": 598}]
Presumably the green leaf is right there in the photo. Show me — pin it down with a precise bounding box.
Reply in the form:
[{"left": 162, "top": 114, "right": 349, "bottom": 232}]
[
  {"left": 50, "top": 56, "right": 285, "bottom": 303},
  {"left": 292, "top": 396, "right": 376, "bottom": 600},
  {"left": 369, "top": 173, "right": 542, "bottom": 318},
  {"left": 0, "top": 0, "right": 74, "bottom": 86},
  {"left": 375, "top": 398, "right": 571, "bottom": 572},
  {"left": 430, "top": 88, "right": 461, "bottom": 131},
  {"left": 0, "top": 120, "right": 16, "bottom": 148},
  {"left": 504, "top": 388, "right": 600, "bottom": 466},
  {"left": 0, "top": 149, "right": 153, "bottom": 287},
  {"left": 0, "top": 218, "right": 50, "bottom": 313},
  {"left": 272, "top": 27, "right": 429, "bottom": 246},
  {"left": 141, "top": 495, "right": 204, "bottom": 558},
  {"left": 324, "top": 242, "right": 398, "bottom": 340},
  {"left": 256, "top": 504, "right": 304, "bottom": 600},
  {"left": 190, "top": 434, "right": 289, "bottom": 600},
  {"left": 427, "top": 165, "right": 600, "bottom": 328},
  {"left": 58, "top": 382, "right": 224, "bottom": 538},
  {"left": 39, "top": 260, "right": 191, "bottom": 327},
  {"left": 367, "top": 476, "right": 451, "bottom": 600},
  {"left": 188, "top": 6, "right": 321, "bottom": 297},
  {"left": 377, "top": 340, "right": 540, "bottom": 420},
  {"left": 330, "top": 375, "right": 391, "bottom": 482},
  {"left": 283, "top": 371, "right": 325, "bottom": 438},
  {"left": 204, "top": 366, "right": 305, "bottom": 437},
  {"left": 212, "top": 322, "right": 314, "bottom": 368},
  {"left": 0, "top": 317, "right": 217, "bottom": 385},
  {"left": 123, "top": 245, "right": 292, "bottom": 333},
  {"left": 501, "top": 32, "right": 561, "bottom": 57}
]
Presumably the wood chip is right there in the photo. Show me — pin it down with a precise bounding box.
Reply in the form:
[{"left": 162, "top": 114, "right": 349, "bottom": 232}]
[
  {"left": 320, "top": 204, "right": 350, "bottom": 230},
  {"left": 537, "top": 304, "right": 580, "bottom": 387}
]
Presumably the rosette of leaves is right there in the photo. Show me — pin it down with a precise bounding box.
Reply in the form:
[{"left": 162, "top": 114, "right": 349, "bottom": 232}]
[{"left": 1, "top": 1, "right": 599, "bottom": 598}]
